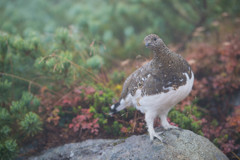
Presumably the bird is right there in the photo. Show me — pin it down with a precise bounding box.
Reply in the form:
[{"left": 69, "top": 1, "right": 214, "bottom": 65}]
[{"left": 109, "top": 34, "right": 194, "bottom": 141}]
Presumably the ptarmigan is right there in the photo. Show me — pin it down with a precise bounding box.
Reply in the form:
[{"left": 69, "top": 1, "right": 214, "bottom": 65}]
[{"left": 110, "top": 34, "right": 194, "bottom": 141}]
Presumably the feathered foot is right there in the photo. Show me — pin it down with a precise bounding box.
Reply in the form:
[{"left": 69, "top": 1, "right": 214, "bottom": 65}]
[
  {"left": 145, "top": 112, "right": 163, "bottom": 141},
  {"left": 160, "top": 114, "right": 178, "bottom": 130}
]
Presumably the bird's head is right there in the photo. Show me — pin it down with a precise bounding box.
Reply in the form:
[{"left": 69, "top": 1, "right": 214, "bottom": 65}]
[{"left": 144, "top": 34, "right": 165, "bottom": 51}]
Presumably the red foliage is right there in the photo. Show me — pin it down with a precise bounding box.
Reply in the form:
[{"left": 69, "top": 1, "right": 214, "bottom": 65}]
[
  {"left": 53, "top": 86, "right": 100, "bottom": 135},
  {"left": 187, "top": 34, "right": 240, "bottom": 100},
  {"left": 69, "top": 109, "right": 99, "bottom": 135},
  {"left": 120, "top": 126, "right": 129, "bottom": 133},
  {"left": 220, "top": 140, "right": 239, "bottom": 154},
  {"left": 59, "top": 86, "right": 96, "bottom": 107},
  {"left": 202, "top": 124, "right": 223, "bottom": 140},
  {"left": 85, "top": 86, "right": 96, "bottom": 95},
  {"left": 226, "top": 105, "right": 240, "bottom": 132},
  {"left": 46, "top": 108, "right": 60, "bottom": 126},
  {"left": 202, "top": 122, "right": 240, "bottom": 154},
  {"left": 183, "top": 34, "right": 240, "bottom": 154}
]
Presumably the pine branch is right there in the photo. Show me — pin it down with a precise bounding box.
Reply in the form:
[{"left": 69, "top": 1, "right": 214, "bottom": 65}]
[
  {"left": 0, "top": 72, "right": 58, "bottom": 95},
  {"left": 46, "top": 54, "right": 105, "bottom": 84}
]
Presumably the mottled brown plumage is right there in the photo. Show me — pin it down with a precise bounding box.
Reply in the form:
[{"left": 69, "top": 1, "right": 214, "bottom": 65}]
[{"left": 120, "top": 34, "right": 192, "bottom": 100}]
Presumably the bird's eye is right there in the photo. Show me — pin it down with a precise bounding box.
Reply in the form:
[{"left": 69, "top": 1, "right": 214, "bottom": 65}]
[{"left": 153, "top": 37, "right": 157, "bottom": 41}]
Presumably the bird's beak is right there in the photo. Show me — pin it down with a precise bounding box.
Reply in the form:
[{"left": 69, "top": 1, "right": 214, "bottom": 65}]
[{"left": 145, "top": 41, "right": 150, "bottom": 47}]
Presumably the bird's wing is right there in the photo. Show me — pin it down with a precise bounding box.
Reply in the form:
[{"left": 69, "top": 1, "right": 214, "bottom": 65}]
[
  {"left": 120, "top": 72, "right": 134, "bottom": 99},
  {"left": 120, "top": 62, "right": 157, "bottom": 99},
  {"left": 141, "top": 72, "right": 167, "bottom": 96}
]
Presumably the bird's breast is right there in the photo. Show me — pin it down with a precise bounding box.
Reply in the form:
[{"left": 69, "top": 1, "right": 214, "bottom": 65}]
[{"left": 132, "top": 71, "right": 194, "bottom": 114}]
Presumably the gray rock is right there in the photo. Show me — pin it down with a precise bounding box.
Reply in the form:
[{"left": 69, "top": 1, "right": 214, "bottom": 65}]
[{"left": 29, "top": 129, "right": 228, "bottom": 160}]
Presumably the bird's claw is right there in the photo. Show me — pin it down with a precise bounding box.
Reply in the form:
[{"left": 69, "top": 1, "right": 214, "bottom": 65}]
[{"left": 150, "top": 132, "right": 163, "bottom": 142}]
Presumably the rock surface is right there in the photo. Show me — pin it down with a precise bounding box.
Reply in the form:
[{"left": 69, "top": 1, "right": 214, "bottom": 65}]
[{"left": 29, "top": 128, "right": 228, "bottom": 160}]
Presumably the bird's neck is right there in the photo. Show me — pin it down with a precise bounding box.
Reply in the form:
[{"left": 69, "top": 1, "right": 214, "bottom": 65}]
[{"left": 153, "top": 44, "right": 171, "bottom": 60}]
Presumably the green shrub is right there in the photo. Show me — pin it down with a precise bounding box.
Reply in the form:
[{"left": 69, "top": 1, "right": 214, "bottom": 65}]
[
  {"left": 110, "top": 71, "right": 126, "bottom": 84},
  {"left": 20, "top": 112, "right": 42, "bottom": 137},
  {"left": 86, "top": 55, "right": 104, "bottom": 70},
  {"left": 0, "top": 89, "right": 42, "bottom": 159},
  {"left": 169, "top": 105, "right": 203, "bottom": 135},
  {"left": 0, "top": 139, "right": 18, "bottom": 160},
  {"left": 105, "top": 121, "right": 123, "bottom": 136},
  {"left": 79, "top": 85, "right": 124, "bottom": 136}
]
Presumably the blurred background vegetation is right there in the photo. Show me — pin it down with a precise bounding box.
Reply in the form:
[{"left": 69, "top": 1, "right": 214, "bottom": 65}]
[
  {"left": 1, "top": 0, "right": 240, "bottom": 59},
  {"left": 0, "top": 0, "right": 240, "bottom": 159}
]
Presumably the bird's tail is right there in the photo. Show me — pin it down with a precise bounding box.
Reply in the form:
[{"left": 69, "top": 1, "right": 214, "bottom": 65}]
[{"left": 109, "top": 99, "right": 128, "bottom": 116}]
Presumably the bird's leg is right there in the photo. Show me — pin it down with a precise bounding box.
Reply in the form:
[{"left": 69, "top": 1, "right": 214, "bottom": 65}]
[
  {"left": 145, "top": 112, "right": 163, "bottom": 141},
  {"left": 160, "top": 113, "right": 178, "bottom": 130}
]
